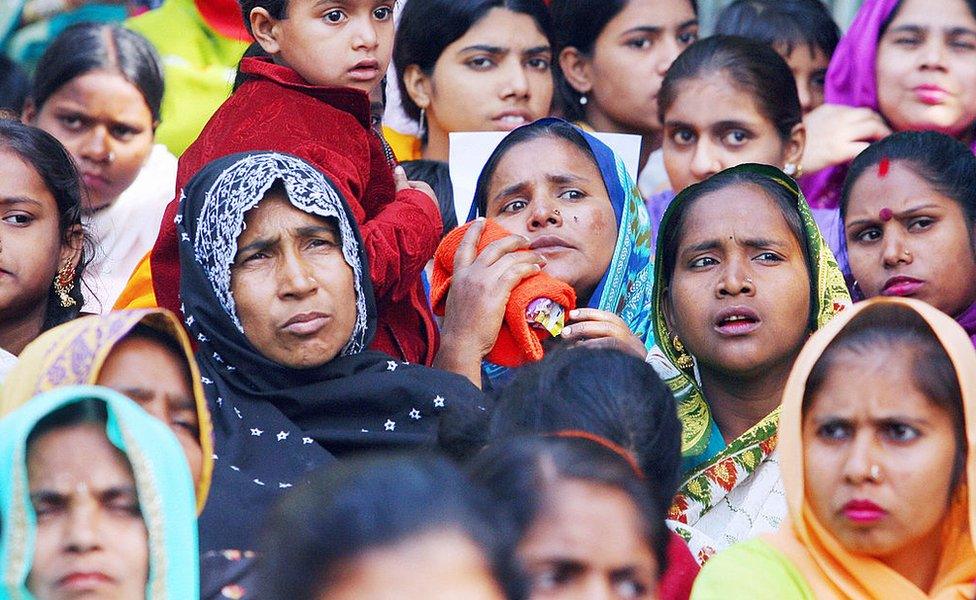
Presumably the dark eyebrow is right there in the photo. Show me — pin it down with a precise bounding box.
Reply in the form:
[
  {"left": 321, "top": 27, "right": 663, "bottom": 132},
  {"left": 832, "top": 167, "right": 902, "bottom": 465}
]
[
  {"left": 845, "top": 203, "right": 943, "bottom": 230},
  {"left": 296, "top": 224, "right": 337, "bottom": 238},
  {"left": 712, "top": 120, "right": 756, "bottom": 131},
  {"left": 522, "top": 45, "right": 552, "bottom": 56},
  {"left": 683, "top": 239, "right": 721, "bottom": 255},
  {"left": 235, "top": 235, "right": 277, "bottom": 262},
  {"left": 547, "top": 173, "right": 586, "bottom": 185},
  {"left": 664, "top": 119, "right": 694, "bottom": 130},
  {"left": 887, "top": 24, "right": 924, "bottom": 35},
  {"left": 679, "top": 18, "right": 699, "bottom": 30},
  {"left": 621, "top": 25, "right": 663, "bottom": 37},
  {"left": 492, "top": 181, "right": 531, "bottom": 205},
  {"left": 741, "top": 237, "right": 787, "bottom": 250},
  {"left": 0, "top": 196, "right": 43, "bottom": 208},
  {"left": 682, "top": 237, "right": 785, "bottom": 255},
  {"left": 30, "top": 485, "right": 139, "bottom": 504},
  {"left": 949, "top": 27, "right": 976, "bottom": 37},
  {"left": 458, "top": 44, "right": 506, "bottom": 55},
  {"left": 29, "top": 490, "right": 66, "bottom": 505}
]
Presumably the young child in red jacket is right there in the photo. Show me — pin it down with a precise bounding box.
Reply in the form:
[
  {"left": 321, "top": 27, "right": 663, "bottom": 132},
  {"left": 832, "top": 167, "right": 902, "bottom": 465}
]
[{"left": 122, "top": 0, "right": 442, "bottom": 365}]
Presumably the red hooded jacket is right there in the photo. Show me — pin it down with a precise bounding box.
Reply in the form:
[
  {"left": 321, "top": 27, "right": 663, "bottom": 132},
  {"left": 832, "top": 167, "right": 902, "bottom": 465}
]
[{"left": 141, "top": 57, "right": 440, "bottom": 364}]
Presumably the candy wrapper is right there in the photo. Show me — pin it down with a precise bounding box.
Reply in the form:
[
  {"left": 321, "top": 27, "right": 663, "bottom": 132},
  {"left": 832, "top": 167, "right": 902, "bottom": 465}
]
[{"left": 526, "top": 298, "right": 566, "bottom": 337}]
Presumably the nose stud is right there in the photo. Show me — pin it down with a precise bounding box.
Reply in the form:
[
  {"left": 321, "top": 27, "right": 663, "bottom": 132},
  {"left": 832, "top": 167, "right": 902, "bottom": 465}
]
[
  {"left": 868, "top": 464, "right": 882, "bottom": 483},
  {"left": 553, "top": 209, "right": 561, "bottom": 216}
]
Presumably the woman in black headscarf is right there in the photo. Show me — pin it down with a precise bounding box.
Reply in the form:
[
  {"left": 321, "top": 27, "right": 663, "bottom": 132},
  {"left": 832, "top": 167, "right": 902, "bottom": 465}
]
[{"left": 177, "top": 151, "right": 484, "bottom": 551}]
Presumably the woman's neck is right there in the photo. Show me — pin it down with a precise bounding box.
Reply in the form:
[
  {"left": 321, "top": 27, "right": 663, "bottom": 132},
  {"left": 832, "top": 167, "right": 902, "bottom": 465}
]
[
  {"left": 879, "top": 518, "right": 945, "bottom": 593},
  {"left": 0, "top": 303, "right": 47, "bottom": 356},
  {"left": 698, "top": 358, "right": 794, "bottom": 443},
  {"left": 422, "top": 124, "right": 450, "bottom": 162},
  {"left": 583, "top": 108, "right": 661, "bottom": 173}
]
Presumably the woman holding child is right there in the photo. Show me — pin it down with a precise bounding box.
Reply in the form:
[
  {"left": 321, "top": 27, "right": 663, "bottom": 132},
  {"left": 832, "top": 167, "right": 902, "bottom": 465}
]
[{"left": 175, "top": 151, "right": 482, "bottom": 551}]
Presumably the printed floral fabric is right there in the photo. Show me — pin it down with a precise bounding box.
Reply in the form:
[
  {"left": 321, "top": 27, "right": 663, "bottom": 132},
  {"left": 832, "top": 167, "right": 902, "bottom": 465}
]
[{"left": 649, "top": 164, "right": 850, "bottom": 562}]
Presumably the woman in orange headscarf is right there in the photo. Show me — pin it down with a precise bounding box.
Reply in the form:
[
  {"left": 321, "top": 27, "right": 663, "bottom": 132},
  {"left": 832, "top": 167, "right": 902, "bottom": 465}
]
[{"left": 692, "top": 297, "right": 976, "bottom": 599}]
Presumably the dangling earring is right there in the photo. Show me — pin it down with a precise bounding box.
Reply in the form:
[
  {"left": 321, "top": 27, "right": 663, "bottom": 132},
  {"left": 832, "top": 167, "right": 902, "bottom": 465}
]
[
  {"left": 579, "top": 94, "right": 588, "bottom": 106},
  {"left": 54, "top": 263, "right": 76, "bottom": 308},
  {"left": 672, "top": 334, "right": 694, "bottom": 370},
  {"left": 784, "top": 163, "right": 804, "bottom": 178},
  {"left": 418, "top": 107, "right": 426, "bottom": 136}
]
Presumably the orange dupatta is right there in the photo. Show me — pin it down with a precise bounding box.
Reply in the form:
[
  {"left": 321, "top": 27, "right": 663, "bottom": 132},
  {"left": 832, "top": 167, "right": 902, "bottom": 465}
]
[{"left": 769, "top": 297, "right": 976, "bottom": 599}]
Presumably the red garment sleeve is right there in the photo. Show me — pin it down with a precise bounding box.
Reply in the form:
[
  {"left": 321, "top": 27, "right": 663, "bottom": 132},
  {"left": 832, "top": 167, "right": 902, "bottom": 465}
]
[{"left": 361, "top": 187, "right": 441, "bottom": 302}]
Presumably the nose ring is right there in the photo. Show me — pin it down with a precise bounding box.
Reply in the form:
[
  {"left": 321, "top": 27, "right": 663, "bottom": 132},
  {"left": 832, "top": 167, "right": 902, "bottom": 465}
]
[
  {"left": 903, "top": 250, "right": 912, "bottom": 258},
  {"left": 107, "top": 151, "right": 116, "bottom": 163},
  {"left": 869, "top": 464, "right": 882, "bottom": 482}
]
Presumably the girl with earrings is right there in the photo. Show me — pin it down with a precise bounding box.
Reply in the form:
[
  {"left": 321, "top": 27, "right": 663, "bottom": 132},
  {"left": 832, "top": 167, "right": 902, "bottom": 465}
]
[
  {"left": 24, "top": 23, "right": 173, "bottom": 312},
  {"left": 650, "top": 163, "right": 849, "bottom": 563},
  {"left": 0, "top": 119, "right": 87, "bottom": 380},
  {"left": 550, "top": 0, "right": 699, "bottom": 197}
]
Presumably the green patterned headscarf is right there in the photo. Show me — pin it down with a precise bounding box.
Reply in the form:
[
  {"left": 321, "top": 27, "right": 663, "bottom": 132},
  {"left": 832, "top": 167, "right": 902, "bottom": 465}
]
[
  {"left": 0, "top": 386, "right": 199, "bottom": 599},
  {"left": 650, "top": 164, "right": 851, "bottom": 470}
]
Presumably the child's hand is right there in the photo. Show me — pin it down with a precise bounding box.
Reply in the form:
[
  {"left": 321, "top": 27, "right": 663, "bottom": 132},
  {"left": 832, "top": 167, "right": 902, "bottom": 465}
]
[
  {"left": 394, "top": 165, "right": 437, "bottom": 207},
  {"left": 560, "top": 308, "right": 647, "bottom": 360}
]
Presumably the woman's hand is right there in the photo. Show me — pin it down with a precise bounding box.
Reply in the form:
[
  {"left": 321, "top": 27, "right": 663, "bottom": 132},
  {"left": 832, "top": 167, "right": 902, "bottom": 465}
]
[
  {"left": 434, "top": 219, "right": 545, "bottom": 386},
  {"left": 560, "top": 308, "right": 647, "bottom": 360},
  {"left": 802, "top": 104, "right": 891, "bottom": 175}
]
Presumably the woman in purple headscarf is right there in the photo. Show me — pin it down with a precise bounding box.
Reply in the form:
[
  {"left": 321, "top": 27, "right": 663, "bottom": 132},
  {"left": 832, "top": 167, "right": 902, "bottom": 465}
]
[{"left": 802, "top": 0, "right": 976, "bottom": 209}]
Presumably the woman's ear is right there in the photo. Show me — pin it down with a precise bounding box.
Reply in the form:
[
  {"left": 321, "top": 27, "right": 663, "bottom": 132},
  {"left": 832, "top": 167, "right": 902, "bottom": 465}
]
[
  {"left": 661, "top": 286, "right": 676, "bottom": 334},
  {"left": 21, "top": 99, "right": 36, "bottom": 124},
  {"left": 784, "top": 122, "right": 807, "bottom": 173},
  {"left": 59, "top": 224, "right": 84, "bottom": 272},
  {"left": 558, "top": 46, "right": 594, "bottom": 96},
  {"left": 402, "top": 64, "right": 432, "bottom": 113},
  {"left": 250, "top": 8, "right": 282, "bottom": 56}
]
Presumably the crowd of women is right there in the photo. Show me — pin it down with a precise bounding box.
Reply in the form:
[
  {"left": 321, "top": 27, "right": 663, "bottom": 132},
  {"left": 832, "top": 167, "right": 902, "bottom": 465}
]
[{"left": 1, "top": 0, "right": 976, "bottom": 597}]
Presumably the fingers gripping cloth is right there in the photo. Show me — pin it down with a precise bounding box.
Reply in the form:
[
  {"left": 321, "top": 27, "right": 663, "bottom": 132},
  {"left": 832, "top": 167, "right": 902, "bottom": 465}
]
[{"left": 431, "top": 220, "right": 577, "bottom": 367}]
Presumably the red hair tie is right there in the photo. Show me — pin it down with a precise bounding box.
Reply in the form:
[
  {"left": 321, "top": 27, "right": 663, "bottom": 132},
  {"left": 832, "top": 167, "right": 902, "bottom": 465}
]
[{"left": 551, "top": 430, "right": 645, "bottom": 479}]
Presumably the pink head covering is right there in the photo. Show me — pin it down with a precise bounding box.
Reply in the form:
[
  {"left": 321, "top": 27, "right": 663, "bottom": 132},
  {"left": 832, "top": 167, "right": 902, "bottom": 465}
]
[
  {"left": 801, "top": 0, "right": 976, "bottom": 208},
  {"left": 800, "top": 0, "right": 899, "bottom": 209}
]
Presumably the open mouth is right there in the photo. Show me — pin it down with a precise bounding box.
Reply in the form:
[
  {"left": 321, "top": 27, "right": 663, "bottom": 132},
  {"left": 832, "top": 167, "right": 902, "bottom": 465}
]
[
  {"left": 713, "top": 307, "right": 762, "bottom": 337},
  {"left": 493, "top": 111, "right": 531, "bottom": 130}
]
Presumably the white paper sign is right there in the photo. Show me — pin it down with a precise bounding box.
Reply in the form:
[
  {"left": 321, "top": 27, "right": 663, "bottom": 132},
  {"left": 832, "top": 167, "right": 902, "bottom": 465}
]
[{"left": 448, "top": 130, "right": 642, "bottom": 226}]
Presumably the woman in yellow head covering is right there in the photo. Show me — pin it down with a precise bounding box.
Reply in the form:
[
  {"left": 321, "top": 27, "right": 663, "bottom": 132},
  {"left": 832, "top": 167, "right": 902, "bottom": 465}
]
[
  {"left": 692, "top": 297, "right": 976, "bottom": 599},
  {"left": 1, "top": 308, "right": 212, "bottom": 513}
]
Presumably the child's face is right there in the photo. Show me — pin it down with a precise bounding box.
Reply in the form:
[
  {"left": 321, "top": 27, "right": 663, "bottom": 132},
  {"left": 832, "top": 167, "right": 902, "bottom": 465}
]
[{"left": 269, "top": 0, "right": 394, "bottom": 92}]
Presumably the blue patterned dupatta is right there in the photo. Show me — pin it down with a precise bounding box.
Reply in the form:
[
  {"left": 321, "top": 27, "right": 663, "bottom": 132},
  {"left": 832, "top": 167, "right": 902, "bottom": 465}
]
[
  {"left": 467, "top": 118, "right": 655, "bottom": 385},
  {"left": 0, "top": 386, "right": 199, "bottom": 599}
]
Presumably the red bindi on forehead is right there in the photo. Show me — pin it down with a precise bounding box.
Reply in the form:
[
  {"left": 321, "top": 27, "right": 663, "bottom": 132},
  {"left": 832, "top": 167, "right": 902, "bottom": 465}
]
[
  {"left": 879, "top": 207, "right": 894, "bottom": 222},
  {"left": 877, "top": 157, "right": 891, "bottom": 178}
]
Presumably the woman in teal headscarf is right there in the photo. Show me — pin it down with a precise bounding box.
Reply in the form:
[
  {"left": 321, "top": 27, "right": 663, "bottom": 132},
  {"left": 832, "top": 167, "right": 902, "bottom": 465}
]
[
  {"left": 648, "top": 163, "right": 850, "bottom": 564},
  {"left": 435, "top": 118, "right": 655, "bottom": 388},
  {"left": 0, "top": 385, "right": 199, "bottom": 599}
]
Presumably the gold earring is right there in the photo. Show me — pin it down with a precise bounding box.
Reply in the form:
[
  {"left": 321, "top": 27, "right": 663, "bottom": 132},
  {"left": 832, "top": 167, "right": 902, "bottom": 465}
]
[
  {"left": 54, "top": 263, "right": 76, "bottom": 308},
  {"left": 672, "top": 334, "right": 694, "bottom": 370}
]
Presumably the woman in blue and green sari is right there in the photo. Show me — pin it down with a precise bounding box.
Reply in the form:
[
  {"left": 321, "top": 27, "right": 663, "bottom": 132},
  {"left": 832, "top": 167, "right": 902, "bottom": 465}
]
[
  {"left": 649, "top": 163, "right": 850, "bottom": 564},
  {"left": 0, "top": 386, "right": 199, "bottom": 599},
  {"left": 435, "top": 118, "right": 655, "bottom": 388}
]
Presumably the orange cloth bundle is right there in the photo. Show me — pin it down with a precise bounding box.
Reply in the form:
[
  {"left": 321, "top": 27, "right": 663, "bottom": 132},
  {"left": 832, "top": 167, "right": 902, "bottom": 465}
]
[{"left": 431, "top": 220, "right": 576, "bottom": 368}]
